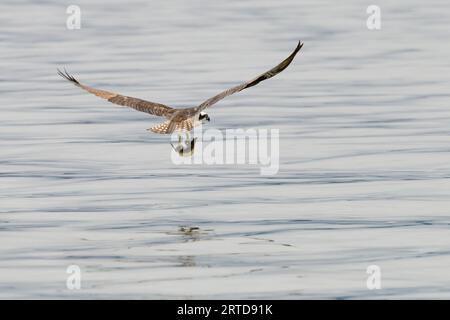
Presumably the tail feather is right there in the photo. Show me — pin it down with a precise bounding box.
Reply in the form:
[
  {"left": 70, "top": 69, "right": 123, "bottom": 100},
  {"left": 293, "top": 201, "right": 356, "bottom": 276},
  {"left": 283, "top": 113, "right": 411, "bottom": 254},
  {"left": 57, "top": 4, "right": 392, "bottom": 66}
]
[
  {"left": 148, "top": 119, "right": 194, "bottom": 134},
  {"left": 148, "top": 121, "right": 172, "bottom": 134}
]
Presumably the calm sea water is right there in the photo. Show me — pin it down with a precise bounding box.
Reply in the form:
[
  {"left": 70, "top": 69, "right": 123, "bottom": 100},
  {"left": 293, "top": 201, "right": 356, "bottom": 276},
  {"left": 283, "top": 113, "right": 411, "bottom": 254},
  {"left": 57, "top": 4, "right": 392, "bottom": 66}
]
[{"left": 1, "top": 0, "right": 450, "bottom": 299}]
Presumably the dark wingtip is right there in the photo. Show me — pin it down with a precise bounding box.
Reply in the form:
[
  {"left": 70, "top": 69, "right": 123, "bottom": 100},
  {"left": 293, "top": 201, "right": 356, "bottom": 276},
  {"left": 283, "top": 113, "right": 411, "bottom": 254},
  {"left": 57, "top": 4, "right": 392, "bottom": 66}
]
[
  {"left": 296, "top": 40, "right": 304, "bottom": 52},
  {"left": 57, "top": 67, "right": 80, "bottom": 85}
]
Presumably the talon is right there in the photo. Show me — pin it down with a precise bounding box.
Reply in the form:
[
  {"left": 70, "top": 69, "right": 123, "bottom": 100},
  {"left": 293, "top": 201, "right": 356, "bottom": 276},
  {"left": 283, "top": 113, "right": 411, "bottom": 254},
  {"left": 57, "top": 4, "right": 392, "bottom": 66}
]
[{"left": 171, "top": 137, "right": 197, "bottom": 157}]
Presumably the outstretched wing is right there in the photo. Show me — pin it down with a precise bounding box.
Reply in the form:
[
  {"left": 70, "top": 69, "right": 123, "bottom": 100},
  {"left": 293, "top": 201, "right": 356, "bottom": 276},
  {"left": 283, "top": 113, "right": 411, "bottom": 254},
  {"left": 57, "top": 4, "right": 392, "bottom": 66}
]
[
  {"left": 190, "top": 41, "right": 303, "bottom": 114},
  {"left": 58, "top": 69, "right": 175, "bottom": 118}
]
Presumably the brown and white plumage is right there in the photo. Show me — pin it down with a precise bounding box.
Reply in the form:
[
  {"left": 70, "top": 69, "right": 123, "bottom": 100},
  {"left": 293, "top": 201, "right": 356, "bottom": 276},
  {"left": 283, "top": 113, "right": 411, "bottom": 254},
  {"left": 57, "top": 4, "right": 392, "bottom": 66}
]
[
  {"left": 57, "top": 69, "right": 176, "bottom": 119},
  {"left": 58, "top": 41, "right": 303, "bottom": 134},
  {"left": 192, "top": 41, "right": 303, "bottom": 114}
]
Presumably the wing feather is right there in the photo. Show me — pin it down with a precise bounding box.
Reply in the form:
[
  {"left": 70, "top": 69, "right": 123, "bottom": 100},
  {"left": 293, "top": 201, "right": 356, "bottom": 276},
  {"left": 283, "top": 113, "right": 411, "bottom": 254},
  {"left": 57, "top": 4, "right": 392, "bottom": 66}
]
[
  {"left": 191, "top": 41, "right": 303, "bottom": 114},
  {"left": 57, "top": 69, "right": 175, "bottom": 118}
]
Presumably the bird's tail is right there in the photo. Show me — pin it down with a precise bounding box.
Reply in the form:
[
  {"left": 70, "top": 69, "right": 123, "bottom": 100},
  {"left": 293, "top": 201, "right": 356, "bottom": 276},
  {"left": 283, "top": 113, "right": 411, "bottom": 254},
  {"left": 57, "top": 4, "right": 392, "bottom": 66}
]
[
  {"left": 148, "top": 119, "right": 194, "bottom": 134},
  {"left": 148, "top": 121, "right": 173, "bottom": 134}
]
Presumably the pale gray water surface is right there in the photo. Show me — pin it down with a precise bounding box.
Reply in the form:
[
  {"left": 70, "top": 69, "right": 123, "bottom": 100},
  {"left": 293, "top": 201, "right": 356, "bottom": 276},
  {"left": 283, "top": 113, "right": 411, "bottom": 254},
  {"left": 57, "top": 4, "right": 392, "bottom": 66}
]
[{"left": 1, "top": 0, "right": 450, "bottom": 299}]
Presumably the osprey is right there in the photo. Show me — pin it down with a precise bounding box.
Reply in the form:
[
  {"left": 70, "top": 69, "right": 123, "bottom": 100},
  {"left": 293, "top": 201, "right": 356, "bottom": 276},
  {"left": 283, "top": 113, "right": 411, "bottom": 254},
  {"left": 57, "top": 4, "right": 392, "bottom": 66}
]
[{"left": 58, "top": 41, "right": 303, "bottom": 142}]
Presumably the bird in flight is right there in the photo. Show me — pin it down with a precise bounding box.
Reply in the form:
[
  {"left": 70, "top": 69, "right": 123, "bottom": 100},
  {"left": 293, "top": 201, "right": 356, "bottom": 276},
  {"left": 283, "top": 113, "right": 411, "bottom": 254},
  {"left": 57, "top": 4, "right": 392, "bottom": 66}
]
[{"left": 58, "top": 41, "right": 303, "bottom": 145}]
